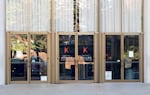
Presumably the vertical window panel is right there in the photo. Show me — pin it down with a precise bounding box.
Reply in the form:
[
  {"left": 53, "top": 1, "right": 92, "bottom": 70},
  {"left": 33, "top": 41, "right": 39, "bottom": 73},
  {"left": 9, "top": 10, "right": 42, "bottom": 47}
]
[
  {"left": 6, "top": 0, "right": 143, "bottom": 33},
  {"left": 6, "top": 0, "right": 28, "bottom": 32},
  {"left": 30, "top": 0, "right": 50, "bottom": 32},
  {"left": 101, "top": 0, "right": 142, "bottom": 33},
  {"left": 122, "top": 0, "right": 142, "bottom": 32},
  {"left": 79, "top": 0, "right": 97, "bottom": 32},
  {"left": 100, "top": 0, "right": 121, "bottom": 32},
  {"left": 6, "top": 0, "right": 50, "bottom": 32},
  {"left": 54, "top": 0, "right": 74, "bottom": 32}
]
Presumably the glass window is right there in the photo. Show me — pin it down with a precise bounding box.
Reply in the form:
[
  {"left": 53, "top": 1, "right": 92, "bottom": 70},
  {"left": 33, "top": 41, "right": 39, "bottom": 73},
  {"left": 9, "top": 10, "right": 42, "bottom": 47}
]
[
  {"left": 54, "top": 0, "right": 97, "bottom": 32},
  {"left": 30, "top": 0, "right": 50, "bottom": 32},
  {"left": 54, "top": 0, "right": 74, "bottom": 32},
  {"left": 122, "top": 0, "right": 142, "bottom": 32},
  {"left": 6, "top": 0, "right": 50, "bottom": 32},
  {"left": 79, "top": 0, "right": 97, "bottom": 32},
  {"left": 6, "top": 0, "right": 28, "bottom": 31},
  {"left": 100, "top": 0, "right": 142, "bottom": 32}
]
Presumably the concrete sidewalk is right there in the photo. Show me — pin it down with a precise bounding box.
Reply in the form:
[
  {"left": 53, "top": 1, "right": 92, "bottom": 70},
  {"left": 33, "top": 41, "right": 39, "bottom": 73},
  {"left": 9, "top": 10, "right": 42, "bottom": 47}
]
[{"left": 0, "top": 83, "right": 150, "bottom": 95}]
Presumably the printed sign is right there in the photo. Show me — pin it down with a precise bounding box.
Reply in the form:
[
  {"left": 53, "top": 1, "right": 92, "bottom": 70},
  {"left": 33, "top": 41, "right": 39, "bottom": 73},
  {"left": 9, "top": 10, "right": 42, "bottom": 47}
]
[
  {"left": 129, "top": 51, "right": 134, "bottom": 58},
  {"left": 105, "top": 71, "right": 112, "bottom": 80},
  {"left": 41, "top": 76, "right": 47, "bottom": 81},
  {"left": 83, "top": 47, "right": 88, "bottom": 53},
  {"left": 64, "top": 47, "right": 69, "bottom": 53}
]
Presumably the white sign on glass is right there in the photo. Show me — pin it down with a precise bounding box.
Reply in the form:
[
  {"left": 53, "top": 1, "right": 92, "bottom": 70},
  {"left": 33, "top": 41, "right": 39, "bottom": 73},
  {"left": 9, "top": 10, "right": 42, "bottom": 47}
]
[
  {"left": 105, "top": 71, "right": 112, "bottom": 80},
  {"left": 41, "top": 76, "right": 47, "bottom": 81},
  {"left": 129, "top": 51, "right": 134, "bottom": 58}
]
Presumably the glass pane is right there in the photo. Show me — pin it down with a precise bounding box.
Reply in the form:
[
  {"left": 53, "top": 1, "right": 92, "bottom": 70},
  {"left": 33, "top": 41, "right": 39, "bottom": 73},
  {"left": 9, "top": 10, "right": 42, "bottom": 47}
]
[
  {"left": 30, "top": 35, "right": 47, "bottom": 81},
  {"left": 78, "top": 35, "right": 94, "bottom": 80},
  {"left": 6, "top": 0, "right": 50, "bottom": 32},
  {"left": 79, "top": 0, "right": 97, "bottom": 32},
  {"left": 6, "top": 0, "right": 28, "bottom": 31},
  {"left": 59, "top": 35, "right": 75, "bottom": 80},
  {"left": 105, "top": 35, "right": 121, "bottom": 80},
  {"left": 10, "top": 34, "right": 28, "bottom": 81},
  {"left": 124, "top": 35, "right": 139, "bottom": 80},
  {"left": 100, "top": 0, "right": 121, "bottom": 32},
  {"left": 30, "top": 0, "right": 50, "bottom": 32},
  {"left": 122, "top": 0, "right": 142, "bottom": 32},
  {"left": 54, "top": 0, "right": 74, "bottom": 32}
]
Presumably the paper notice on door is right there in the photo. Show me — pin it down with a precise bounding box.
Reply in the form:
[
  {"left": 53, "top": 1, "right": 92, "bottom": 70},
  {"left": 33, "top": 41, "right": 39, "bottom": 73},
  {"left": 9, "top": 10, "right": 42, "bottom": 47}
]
[
  {"left": 105, "top": 71, "right": 112, "bottom": 80},
  {"left": 129, "top": 51, "right": 134, "bottom": 58},
  {"left": 41, "top": 76, "right": 47, "bottom": 81}
]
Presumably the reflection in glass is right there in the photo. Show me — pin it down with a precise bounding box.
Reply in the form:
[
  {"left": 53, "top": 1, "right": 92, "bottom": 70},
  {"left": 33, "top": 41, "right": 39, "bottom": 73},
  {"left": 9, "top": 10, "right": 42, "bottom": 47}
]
[
  {"left": 78, "top": 35, "right": 94, "bottom": 80},
  {"left": 105, "top": 35, "right": 121, "bottom": 80},
  {"left": 124, "top": 36, "right": 139, "bottom": 80},
  {"left": 59, "top": 35, "right": 75, "bottom": 80},
  {"left": 30, "top": 35, "right": 47, "bottom": 81},
  {"left": 10, "top": 34, "right": 28, "bottom": 81}
]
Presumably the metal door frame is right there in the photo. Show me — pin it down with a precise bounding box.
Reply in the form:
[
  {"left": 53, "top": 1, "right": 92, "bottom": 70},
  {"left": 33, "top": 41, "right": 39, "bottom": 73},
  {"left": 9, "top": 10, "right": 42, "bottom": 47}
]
[
  {"left": 102, "top": 32, "right": 143, "bottom": 82},
  {"left": 56, "top": 32, "right": 98, "bottom": 83},
  {"left": 6, "top": 32, "right": 51, "bottom": 84}
]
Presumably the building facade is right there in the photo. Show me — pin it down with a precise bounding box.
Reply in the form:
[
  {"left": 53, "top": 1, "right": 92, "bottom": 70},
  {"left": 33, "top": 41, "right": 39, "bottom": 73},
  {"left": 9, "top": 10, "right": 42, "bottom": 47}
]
[{"left": 0, "top": 0, "right": 150, "bottom": 85}]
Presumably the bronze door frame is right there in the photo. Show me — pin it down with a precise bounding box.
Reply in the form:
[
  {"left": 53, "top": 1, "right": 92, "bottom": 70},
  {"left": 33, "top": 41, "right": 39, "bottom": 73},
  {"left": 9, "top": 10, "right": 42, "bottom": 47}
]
[
  {"left": 56, "top": 32, "right": 97, "bottom": 83},
  {"left": 6, "top": 32, "right": 50, "bottom": 84},
  {"left": 102, "top": 33, "right": 143, "bottom": 82}
]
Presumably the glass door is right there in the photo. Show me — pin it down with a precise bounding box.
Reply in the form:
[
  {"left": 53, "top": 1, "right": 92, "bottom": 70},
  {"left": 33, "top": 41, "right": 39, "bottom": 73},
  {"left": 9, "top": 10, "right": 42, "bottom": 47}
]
[
  {"left": 104, "top": 34, "right": 141, "bottom": 81},
  {"left": 29, "top": 34, "right": 48, "bottom": 82},
  {"left": 78, "top": 35, "right": 94, "bottom": 80},
  {"left": 124, "top": 35, "right": 140, "bottom": 80},
  {"left": 10, "top": 34, "right": 28, "bottom": 82},
  {"left": 59, "top": 35, "right": 75, "bottom": 80},
  {"left": 105, "top": 35, "right": 121, "bottom": 80},
  {"left": 9, "top": 33, "right": 48, "bottom": 83},
  {"left": 58, "top": 34, "right": 95, "bottom": 82}
]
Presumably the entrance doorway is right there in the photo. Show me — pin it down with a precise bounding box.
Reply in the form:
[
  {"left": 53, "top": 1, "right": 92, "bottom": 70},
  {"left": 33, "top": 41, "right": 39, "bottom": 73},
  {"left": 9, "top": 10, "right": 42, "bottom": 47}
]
[
  {"left": 7, "top": 32, "right": 49, "bottom": 83},
  {"left": 57, "top": 33, "right": 96, "bottom": 82},
  {"left": 6, "top": 32, "right": 143, "bottom": 83},
  {"left": 104, "top": 34, "right": 143, "bottom": 82}
]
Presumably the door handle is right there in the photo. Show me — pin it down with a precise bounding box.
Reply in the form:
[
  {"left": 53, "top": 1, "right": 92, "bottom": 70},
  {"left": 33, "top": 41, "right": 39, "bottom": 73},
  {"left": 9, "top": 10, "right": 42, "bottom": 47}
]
[{"left": 116, "top": 59, "right": 120, "bottom": 63}]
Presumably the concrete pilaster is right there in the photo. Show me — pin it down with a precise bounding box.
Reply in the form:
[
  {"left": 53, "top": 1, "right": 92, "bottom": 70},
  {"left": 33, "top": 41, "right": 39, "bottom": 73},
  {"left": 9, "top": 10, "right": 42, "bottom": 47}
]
[
  {"left": 0, "top": 0, "right": 5, "bottom": 85},
  {"left": 144, "top": 0, "right": 150, "bottom": 83}
]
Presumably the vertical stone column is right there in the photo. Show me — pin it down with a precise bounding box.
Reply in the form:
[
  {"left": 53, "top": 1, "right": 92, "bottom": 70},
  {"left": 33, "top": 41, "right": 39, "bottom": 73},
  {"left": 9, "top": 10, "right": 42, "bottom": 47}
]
[
  {"left": 0, "top": 0, "right": 5, "bottom": 85},
  {"left": 144, "top": 0, "right": 150, "bottom": 83}
]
